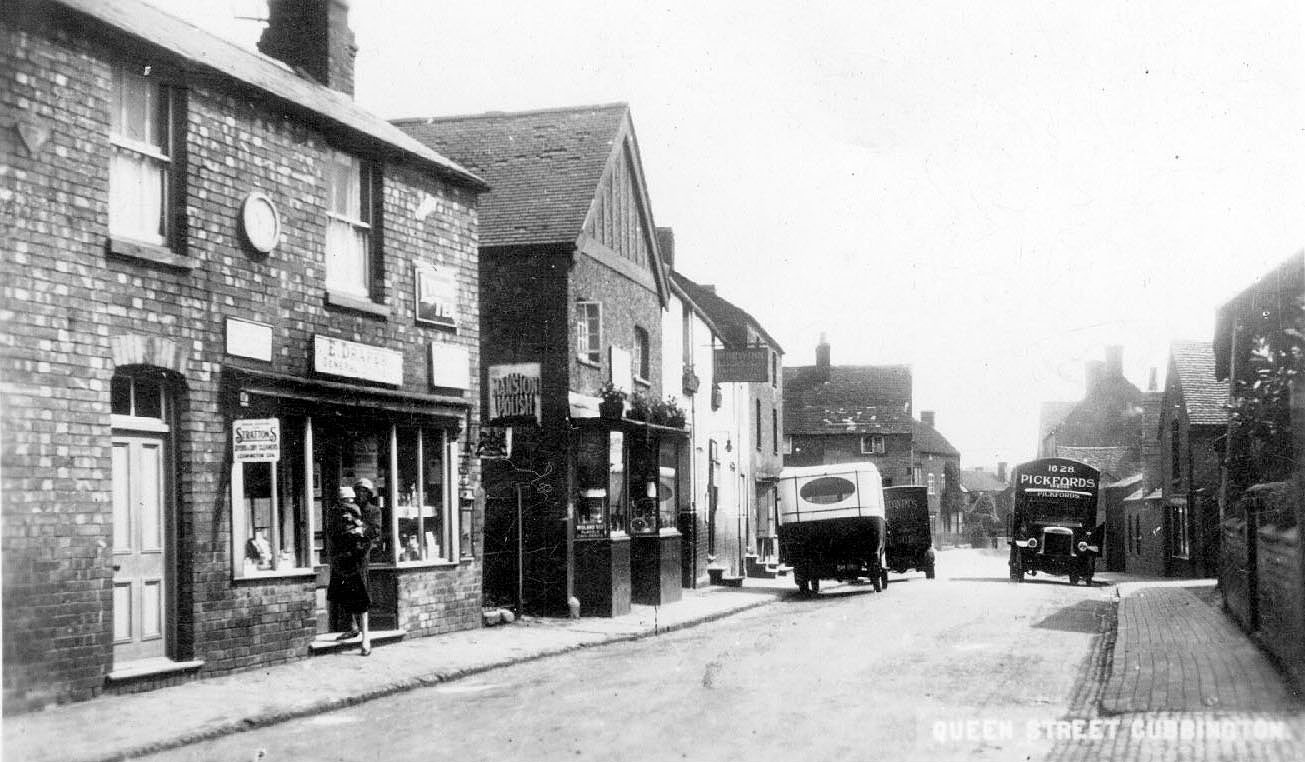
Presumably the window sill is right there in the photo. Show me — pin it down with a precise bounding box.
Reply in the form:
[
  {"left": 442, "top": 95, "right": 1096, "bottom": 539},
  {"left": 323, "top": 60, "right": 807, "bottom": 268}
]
[
  {"left": 395, "top": 559, "right": 460, "bottom": 569},
  {"left": 325, "top": 290, "right": 390, "bottom": 319},
  {"left": 633, "top": 377, "right": 651, "bottom": 388},
  {"left": 417, "top": 318, "right": 459, "bottom": 333},
  {"left": 234, "top": 568, "right": 317, "bottom": 582},
  {"left": 577, "top": 357, "right": 602, "bottom": 369},
  {"left": 107, "top": 236, "right": 197, "bottom": 271}
]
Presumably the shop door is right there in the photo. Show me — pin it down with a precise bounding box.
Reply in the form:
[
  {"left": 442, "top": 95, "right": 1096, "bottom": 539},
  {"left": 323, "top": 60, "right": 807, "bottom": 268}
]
[
  {"left": 313, "top": 432, "right": 343, "bottom": 633},
  {"left": 111, "top": 435, "right": 168, "bottom": 662}
]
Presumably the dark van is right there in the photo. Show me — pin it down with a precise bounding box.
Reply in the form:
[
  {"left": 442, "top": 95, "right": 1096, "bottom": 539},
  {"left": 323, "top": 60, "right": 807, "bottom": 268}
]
[{"left": 883, "top": 485, "right": 935, "bottom": 579}]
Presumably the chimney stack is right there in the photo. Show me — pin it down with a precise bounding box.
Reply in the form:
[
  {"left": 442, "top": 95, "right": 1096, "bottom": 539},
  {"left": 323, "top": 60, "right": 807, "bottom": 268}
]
[
  {"left": 1105, "top": 345, "right": 1124, "bottom": 379},
  {"left": 920, "top": 410, "right": 935, "bottom": 428},
  {"left": 1085, "top": 360, "right": 1105, "bottom": 393},
  {"left": 655, "top": 227, "right": 675, "bottom": 270},
  {"left": 1147, "top": 366, "right": 1159, "bottom": 392},
  {"left": 997, "top": 461, "right": 1008, "bottom": 482},
  {"left": 259, "top": 0, "right": 358, "bottom": 96},
  {"left": 815, "top": 333, "right": 830, "bottom": 382}
]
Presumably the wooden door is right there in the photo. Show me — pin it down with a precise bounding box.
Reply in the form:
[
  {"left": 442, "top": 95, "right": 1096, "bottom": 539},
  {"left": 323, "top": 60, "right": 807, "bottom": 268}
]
[{"left": 111, "top": 435, "right": 168, "bottom": 662}]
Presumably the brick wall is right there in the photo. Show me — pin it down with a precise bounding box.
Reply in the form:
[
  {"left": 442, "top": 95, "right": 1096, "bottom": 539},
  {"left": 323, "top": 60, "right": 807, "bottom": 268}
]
[
  {"left": 2, "top": 12, "right": 480, "bottom": 710},
  {"left": 569, "top": 251, "right": 663, "bottom": 402},
  {"left": 785, "top": 433, "right": 913, "bottom": 486}
]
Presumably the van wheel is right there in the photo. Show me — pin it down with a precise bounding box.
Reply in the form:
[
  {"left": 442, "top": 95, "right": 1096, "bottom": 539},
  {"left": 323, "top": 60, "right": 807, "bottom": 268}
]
[
  {"left": 925, "top": 564, "right": 936, "bottom": 580},
  {"left": 1069, "top": 574, "right": 1080, "bottom": 585},
  {"left": 810, "top": 577, "right": 820, "bottom": 593},
  {"left": 881, "top": 569, "right": 889, "bottom": 589},
  {"left": 873, "top": 573, "right": 882, "bottom": 592}
]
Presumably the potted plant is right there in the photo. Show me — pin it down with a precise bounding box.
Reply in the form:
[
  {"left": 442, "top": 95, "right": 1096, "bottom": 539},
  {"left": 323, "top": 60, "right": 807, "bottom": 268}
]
[
  {"left": 651, "top": 396, "right": 687, "bottom": 428},
  {"left": 597, "top": 382, "right": 627, "bottom": 419},
  {"left": 627, "top": 391, "right": 651, "bottom": 422}
]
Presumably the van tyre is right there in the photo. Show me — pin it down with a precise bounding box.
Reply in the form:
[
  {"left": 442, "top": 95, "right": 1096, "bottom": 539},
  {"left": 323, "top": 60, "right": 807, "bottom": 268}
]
[{"left": 925, "top": 563, "right": 936, "bottom": 580}]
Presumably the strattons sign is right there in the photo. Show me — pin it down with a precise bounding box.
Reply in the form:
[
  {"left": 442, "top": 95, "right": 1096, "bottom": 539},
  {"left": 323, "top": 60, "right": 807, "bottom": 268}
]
[
  {"left": 313, "top": 335, "right": 403, "bottom": 385},
  {"left": 488, "top": 363, "right": 541, "bottom": 422},
  {"left": 233, "top": 418, "right": 280, "bottom": 462},
  {"left": 713, "top": 347, "right": 770, "bottom": 383}
]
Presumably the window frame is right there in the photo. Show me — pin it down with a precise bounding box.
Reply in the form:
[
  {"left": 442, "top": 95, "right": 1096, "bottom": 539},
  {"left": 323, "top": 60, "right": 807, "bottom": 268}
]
[
  {"left": 576, "top": 301, "right": 602, "bottom": 365},
  {"left": 325, "top": 149, "right": 381, "bottom": 303},
  {"left": 633, "top": 326, "right": 650, "bottom": 382},
  {"left": 859, "top": 435, "right": 885, "bottom": 455},
  {"left": 230, "top": 417, "right": 314, "bottom": 580},
  {"left": 108, "top": 63, "right": 181, "bottom": 252}
]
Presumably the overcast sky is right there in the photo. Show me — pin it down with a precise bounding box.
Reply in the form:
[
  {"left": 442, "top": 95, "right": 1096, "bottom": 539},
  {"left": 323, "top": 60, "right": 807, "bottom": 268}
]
[{"left": 159, "top": 0, "right": 1305, "bottom": 468}]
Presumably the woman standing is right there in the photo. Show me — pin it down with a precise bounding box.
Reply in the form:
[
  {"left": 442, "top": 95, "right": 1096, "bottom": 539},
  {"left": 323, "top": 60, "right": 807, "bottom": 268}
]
[{"left": 327, "top": 484, "right": 373, "bottom": 655}]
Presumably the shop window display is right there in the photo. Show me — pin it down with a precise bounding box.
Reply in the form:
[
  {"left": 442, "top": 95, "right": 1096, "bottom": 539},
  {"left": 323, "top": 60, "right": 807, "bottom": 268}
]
[
  {"left": 233, "top": 418, "right": 310, "bottom": 577},
  {"left": 394, "top": 428, "right": 453, "bottom": 563}
]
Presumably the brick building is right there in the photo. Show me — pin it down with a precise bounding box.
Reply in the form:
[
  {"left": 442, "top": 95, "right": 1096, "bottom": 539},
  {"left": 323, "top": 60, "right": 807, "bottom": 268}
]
[
  {"left": 1157, "top": 340, "right": 1227, "bottom": 577},
  {"left": 2, "top": 0, "right": 486, "bottom": 710},
  {"left": 783, "top": 337, "right": 960, "bottom": 536},
  {"left": 397, "top": 104, "right": 687, "bottom": 617}
]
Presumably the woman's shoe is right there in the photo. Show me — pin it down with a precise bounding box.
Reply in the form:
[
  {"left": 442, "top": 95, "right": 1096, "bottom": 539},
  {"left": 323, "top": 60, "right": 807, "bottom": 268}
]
[
  {"left": 335, "top": 631, "right": 360, "bottom": 641},
  {"left": 359, "top": 645, "right": 372, "bottom": 657}
]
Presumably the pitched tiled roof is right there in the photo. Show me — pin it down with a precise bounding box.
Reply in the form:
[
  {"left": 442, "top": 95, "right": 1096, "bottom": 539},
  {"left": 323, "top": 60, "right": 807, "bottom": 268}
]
[
  {"left": 394, "top": 104, "right": 629, "bottom": 247},
  {"left": 671, "top": 272, "right": 782, "bottom": 352},
  {"left": 913, "top": 419, "right": 959, "bottom": 457},
  {"left": 1054, "top": 445, "right": 1139, "bottom": 483},
  {"left": 1170, "top": 340, "right": 1229, "bottom": 426},
  {"left": 960, "top": 469, "right": 1007, "bottom": 493},
  {"left": 49, "top": 0, "right": 484, "bottom": 189},
  {"left": 783, "top": 364, "right": 913, "bottom": 435}
]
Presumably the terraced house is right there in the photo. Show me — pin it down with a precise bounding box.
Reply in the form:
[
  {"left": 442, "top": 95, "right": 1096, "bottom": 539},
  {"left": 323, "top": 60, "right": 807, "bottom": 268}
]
[{"left": 2, "top": 0, "right": 486, "bottom": 709}]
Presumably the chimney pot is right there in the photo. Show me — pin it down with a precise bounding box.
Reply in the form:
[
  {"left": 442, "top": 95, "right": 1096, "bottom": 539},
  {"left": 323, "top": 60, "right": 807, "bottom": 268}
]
[
  {"left": 1105, "top": 345, "right": 1124, "bottom": 378},
  {"left": 815, "top": 334, "right": 831, "bottom": 381},
  {"left": 997, "top": 461, "right": 1008, "bottom": 482}
]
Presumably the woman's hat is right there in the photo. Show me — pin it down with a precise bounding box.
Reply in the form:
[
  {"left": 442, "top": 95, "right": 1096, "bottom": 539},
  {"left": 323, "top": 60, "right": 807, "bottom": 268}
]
[
  {"left": 353, "top": 477, "right": 375, "bottom": 492},
  {"left": 336, "top": 485, "right": 355, "bottom": 499}
]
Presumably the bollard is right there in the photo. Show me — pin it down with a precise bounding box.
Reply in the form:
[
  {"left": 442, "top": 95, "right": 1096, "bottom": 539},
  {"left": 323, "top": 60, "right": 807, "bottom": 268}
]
[{"left": 567, "top": 596, "right": 581, "bottom": 618}]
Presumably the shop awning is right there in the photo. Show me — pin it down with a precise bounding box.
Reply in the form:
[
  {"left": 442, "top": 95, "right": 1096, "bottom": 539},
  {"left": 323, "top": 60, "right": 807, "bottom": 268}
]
[{"left": 226, "top": 367, "right": 470, "bottom": 422}]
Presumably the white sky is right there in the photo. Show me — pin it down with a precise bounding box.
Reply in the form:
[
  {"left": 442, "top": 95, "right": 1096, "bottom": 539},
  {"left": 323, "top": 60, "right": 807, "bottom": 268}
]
[{"left": 157, "top": 0, "right": 1305, "bottom": 468}]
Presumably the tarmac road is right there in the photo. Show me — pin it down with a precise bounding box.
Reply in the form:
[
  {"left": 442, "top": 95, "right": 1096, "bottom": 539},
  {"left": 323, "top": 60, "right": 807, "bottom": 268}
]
[{"left": 140, "top": 549, "right": 1115, "bottom": 762}]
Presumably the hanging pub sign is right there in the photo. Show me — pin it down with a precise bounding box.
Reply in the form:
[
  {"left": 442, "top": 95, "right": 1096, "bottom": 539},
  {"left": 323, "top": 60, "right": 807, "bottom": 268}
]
[
  {"left": 487, "top": 362, "right": 542, "bottom": 423},
  {"left": 713, "top": 347, "right": 770, "bottom": 383},
  {"left": 232, "top": 418, "right": 280, "bottom": 462}
]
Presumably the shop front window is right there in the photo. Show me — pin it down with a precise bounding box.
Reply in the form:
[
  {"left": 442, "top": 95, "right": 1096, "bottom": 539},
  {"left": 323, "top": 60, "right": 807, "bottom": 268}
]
[
  {"left": 235, "top": 416, "right": 461, "bottom": 577},
  {"left": 609, "top": 431, "right": 627, "bottom": 534},
  {"left": 574, "top": 429, "right": 611, "bottom": 539},
  {"left": 629, "top": 437, "right": 658, "bottom": 534},
  {"left": 658, "top": 439, "right": 680, "bottom": 534},
  {"left": 232, "top": 417, "right": 310, "bottom": 577},
  {"left": 394, "top": 428, "right": 454, "bottom": 563}
]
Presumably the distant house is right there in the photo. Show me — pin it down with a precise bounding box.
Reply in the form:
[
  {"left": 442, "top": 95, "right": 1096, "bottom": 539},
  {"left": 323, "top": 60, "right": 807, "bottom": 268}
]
[
  {"left": 959, "top": 464, "right": 1011, "bottom": 537},
  {"left": 1157, "top": 340, "right": 1227, "bottom": 578},
  {"left": 783, "top": 337, "right": 960, "bottom": 533}
]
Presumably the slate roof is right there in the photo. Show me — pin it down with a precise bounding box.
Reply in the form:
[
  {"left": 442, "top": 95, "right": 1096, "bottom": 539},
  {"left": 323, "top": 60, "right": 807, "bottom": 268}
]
[
  {"left": 1170, "top": 340, "right": 1229, "bottom": 426},
  {"left": 960, "top": 469, "right": 1007, "bottom": 493},
  {"left": 1054, "top": 445, "right": 1139, "bottom": 482},
  {"left": 47, "top": 0, "right": 484, "bottom": 189},
  {"left": 394, "top": 104, "right": 630, "bottom": 248},
  {"left": 913, "top": 419, "right": 959, "bottom": 457},
  {"left": 671, "top": 272, "right": 783, "bottom": 353},
  {"left": 783, "top": 364, "right": 913, "bottom": 435}
]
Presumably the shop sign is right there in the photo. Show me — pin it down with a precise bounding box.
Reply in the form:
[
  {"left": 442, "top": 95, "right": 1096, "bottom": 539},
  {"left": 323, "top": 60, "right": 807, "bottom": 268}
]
[
  {"left": 429, "top": 342, "right": 470, "bottom": 390},
  {"left": 232, "top": 418, "right": 280, "bottom": 462},
  {"left": 476, "top": 426, "right": 512, "bottom": 459},
  {"left": 713, "top": 347, "right": 770, "bottom": 383},
  {"left": 313, "top": 335, "right": 403, "bottom": 386},
  {"left": 488, "top": 362, "right": 541, "bottom": 422},
  {"left": 225, "top": 318, "right": 273, "bottom": 362}
]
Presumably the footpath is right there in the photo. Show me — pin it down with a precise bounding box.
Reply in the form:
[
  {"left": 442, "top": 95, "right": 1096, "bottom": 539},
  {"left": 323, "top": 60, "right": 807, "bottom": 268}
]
[
  {"left": 3, "top": 580, "right": 790, "bottom": 762},
  {"left": 1048, "top": 577, "right": 1305, "bottom": 762}
]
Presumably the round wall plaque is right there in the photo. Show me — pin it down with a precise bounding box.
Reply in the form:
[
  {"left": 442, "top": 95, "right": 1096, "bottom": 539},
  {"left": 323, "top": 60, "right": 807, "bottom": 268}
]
[{"left": 240, "top": 191, "right": 281, "bottom": 254}]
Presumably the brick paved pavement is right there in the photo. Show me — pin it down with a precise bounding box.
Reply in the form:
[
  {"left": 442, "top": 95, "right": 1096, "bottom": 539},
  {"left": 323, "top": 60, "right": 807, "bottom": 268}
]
[{"left": 1046, "top": 579, "right": 1305, "bottom": 762}]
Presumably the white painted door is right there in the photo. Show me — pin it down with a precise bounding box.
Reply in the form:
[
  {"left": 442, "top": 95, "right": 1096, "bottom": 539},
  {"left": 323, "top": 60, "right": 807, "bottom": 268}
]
[{"left": 112, "top": 436, "right": 168, "bottom": 662}]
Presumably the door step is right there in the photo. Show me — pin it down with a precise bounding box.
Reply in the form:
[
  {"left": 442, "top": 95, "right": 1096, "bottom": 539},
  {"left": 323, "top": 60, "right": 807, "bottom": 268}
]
[{"left": 309, "top": 628, "right": 407, "bottom": 655}]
